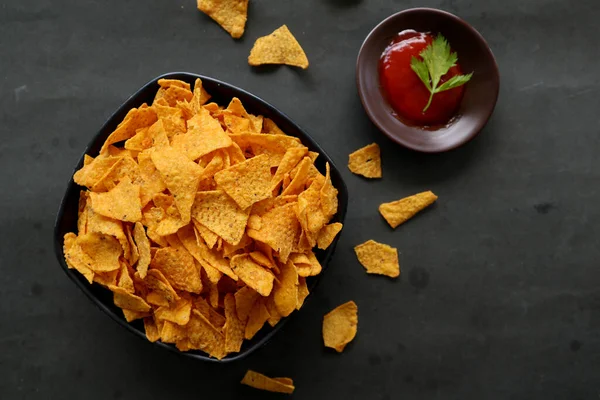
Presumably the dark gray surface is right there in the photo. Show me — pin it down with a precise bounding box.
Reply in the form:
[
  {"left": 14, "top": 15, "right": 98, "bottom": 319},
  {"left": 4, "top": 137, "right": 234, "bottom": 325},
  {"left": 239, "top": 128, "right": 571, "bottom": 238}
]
[{"left": 1, "top": 0, "right": 599, "bottom": 398}]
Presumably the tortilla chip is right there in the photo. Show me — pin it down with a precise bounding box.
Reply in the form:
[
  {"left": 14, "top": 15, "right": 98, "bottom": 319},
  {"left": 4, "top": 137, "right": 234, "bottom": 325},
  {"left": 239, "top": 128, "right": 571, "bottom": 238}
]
[
  {"left": 143, "top": 269, "right": 180, "bottom": 305},
  {"left": 241, "top": 370, "right": 295, "bottom": 394},
  {"left": 229, "top": 133, "right": 302, "bottom": 167},
  {"left": 150, "top": 247, "right": 203, "bottom": 293},
  {"left": 262, "top": 117, "right": 287, "bottom": 135},
  {"left": 75, "top": 232, "right": 122, "bottom": 272},
  {"left": 138, "top": 151, "right": 167, "bottom": 207},
  {"left": 63, "top": 233, "right": 95, "bottom": 283},
  {"left": 109, "top": 285, "right": 151, "bottom": 312},
  {"left": 264, "top": 295, "right": 282, "bottom": 327},
  {"left": 223, "top": 113, "right": 250, "bottom": 134},
  {"left": 234, "top": 286, "right": 260, "bottom": 322},
  {"left": 230, "top": 254, "right": 274, "bottom": 297},
  {"left": 214, "top": 154, "right": 272, "bottom": 210},
  {"left": 248, "top": 25, "right": 309, "bottom": 69},
  {"left": 224, "top": 293, "right": 245, "bottom": 353},
  {"left": 133, "top": 222, "right": 151, "bottom": 278},
  {"left": 190, "top": 78, "right": 212, "bottom": 112},
  {"left": 122, "top": 309, "right": 149, "bottom": 323},
  {"left": 154, "top": 296, "right": 193, "bottom": 326},
  {"left": 378, "top": 191, "right": 438, "bottom": 228},
  {"left": 89, "top": 176, "right": 141, "bottom": 223},
  {"left": 196, "top": 0, "right": 248, "bottom": 39},
  {"left": 322, "top": 301, "right": 358, "bottom": 352},
  {"left": 192, "top": 219, "right": 219, "bottom": 249},
  {"left": 194, "top": 296, "right": 226, "bottom": 328},
  {"left": 348, "top": 143, "right": 382, "bottom": 178},
  {"left": 317, "top": 222, "right": 343, "bottom": 250},
  {"left": 281, "top": 156, "right": 311, "bottom": 196},
  {"left": 144, "top": 317, "right": 160, "bottom": 342},
  {"left": 320, "top": 163, "right": 338, "bottom": 220},
  {"left": 100, "top": 106, "right": 158, "bottom": 154},
  {"left": 192, "top": 190, "right": 250, "bottom": 245},
  {"left": 162, "top": 86, "right": 193, "bottom": 107},
  {"left": 117, "top": 261, "right": 135, "bottom": 293},
  {"left": 354, "top": 240, "right": 400, "bottom": 278},
  {"left": 297, "top": 177, "right": 327, "bottom": 237},
  {"left": 158, "top": 79, "right": 190, "bottom": 90},
  {"left": 247, "top": 203, "right": 300, "bottom": 263},
  {"left": 296, "top": 277, "right": 309, "bottom": 310},
  {"left": 172, "top": 108, "right": 232, "bottom": 161},
  {"left": 73, "top": 156, "right": 121, "bottom": 189},
  {"left": 187, "top": 310, "right": 227, "bottom": 359},
  {"left": 151, "top": 146, "right": 204, "bottom": 224},
  {"left": 273, "top": 260, "right": 298, "bottom": 317},
  {"left": 244, "top": 299, "right": 270, "bottom": 339},
  {"left": 271, "top": 147, "right": 307, "bottom": 190}
]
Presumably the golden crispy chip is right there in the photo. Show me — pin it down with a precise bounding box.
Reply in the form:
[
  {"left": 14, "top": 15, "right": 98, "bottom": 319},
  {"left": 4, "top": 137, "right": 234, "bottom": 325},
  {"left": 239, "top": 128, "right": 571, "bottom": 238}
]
[
  {"left": 178, "top": 224, "right": 237, "bottom": 280},
  {"left": 155, "top": 103, "right": 187, "bottom": 136},
  {"left": 74, "top": 156, "right": 121, "bottom": 189},
  {"left": 248, "top": 203, "right": 300, "bottom": 263},
  {"left": 244, "top": 299, "right": 270, "bottom": 340},
  {"left": 249, "top": 251, "right": 273, "bottom": 269},
  {"left": 296, "top": 277, "right": 309, "bottom": 310},
  {"left": 89, "top": 177, "right": 142, "bottom": 223},
  {"left": 91, "top": 155, "right": 141, "bottom": 193},
  {"left": 158, "top": 78, "right": 191, "bottom": 90},
  {"left": 123, "top": 309, "right": 149, "bottom": 323},
  {"left": 76, "top": 232, "right": 122, "bottom": 272},
  {"left": 151, "top": 146, "right": 204, "bottom": 224},
  {"left": 63, "top": 233, "right": 95, "bottom": 283},
  {"left": 225, "top": 98, "right": 262, "bottom": 133},
  {"left": 199, "top": 151, "right": 225, "bottom": 181},
  {"left": 317, "top": 222, "right": 343, "bottom": 250},
  {"left": 100, "top": 106, "right": 158, "bottom": 154},
  {"left": 192, "top": 190, "right": 249, "bottom": 245},
  {"left": 172, "top": 108, "right": 232, "bottom": 161},
  {"left": 223, "top": 113, "right": 250, "bottom": 134},
  {"left": 150, "top": 247, "right": 202, "bottom": 293},
  {"left": 155, "top": 296, "right": 192, "bottom": 326},
  {"left": 144, "top": 317, "right": 160, "bottom": 342},
  {"left": 234, "top": 286, "right": 260, "bottom": 321},
  {"left": 229, "top": 134, "right": 302, "bottom": 167},
  {"left": 143, "top": 269, "right": 180, "bottom": 305},
  {"left": 323, "top": 301, "right": 358, "bottom": 352},
  {"left": 162, "top": 86, "right": 193, "bottom": 107},
  {"left": 83, "top": 201, "right": 131, "bottom": 258},
  {"left": 214, "top": 154, "right": 272, "bottom": 210},
  {"left": 137, "top": 151, "right": 167, "bottom": 207},
  {"left": 230, "top": 254, "right": 274, "bottom": 297},
  {"left": 153, "top": 194, "right": 187, "bottom": 236},
  {"left": 133, "top": 222, "right": 151, "bottom": 278},
  {"left": 160, "top": 320, "right": 188, "bottom": 343},
  {"left": 273, "top": 260, "right": 298, "bottom": 317},
  {"left": 320, "top": 163, "right": 338, "bottom": 220},
  {"left": 265, "top": 295, "right": 282, "bottom": 327},
  {"left": 378, "top": 191, "right": 438, "bottom": 228},
  {"left": 222, "top": 233, "right": 252, "bottom": 257},
  {"left": 262, "top": 117, "right": 286, "bottom": 135},
  {"left": 197, "top": 0, "right": 248, "bottom": 39},
  {"left": 109, "top": 285, "right": 151, "bottom": 312},
  {"left": 146, "top": 291, "right": 169, "bottom": 307},
  {"left": 297, "top": 177, "right": 327, "bottom": 238},
  {"left": 281, "top": 156, "right": 311, "bottom": 196},
  {"left": 348, "top": 143, "right": 382, "bottom": 178},
  {"left": 125, "top": 225, "right": 139, "bottom": 266},
  {"left": 354, "top": 240, "right": 400, "bottom": 278},
  {"left": 241, "top": 370, "right": 295, "bottom": 394},
  {"left": 271, "top": 147, "right": 307, "bottom": 190},
  {"left": 224, "top": 293, "right": 245, "bottom": 352},
  {"left": 248, "top": 25, "right": 309, "bottom": 69},
  {"left": 117, "top": 261, "right": 135, "bottom": 293},
  {"left": 188, "top": 310, "right": 227, "bottom": 359},
  {"left": 247, "top": 215, "right": 262, "bottom": 231},
  {"left": 190, "top": 78, "right": 211, "bottom": 113},
  {"left": 142, "top": 207, "right": 169, "bottom": 247},
  {"left": 194, "top": 296, "right": 226, "bottom": 328},
  {"left": 192, "top": 219, "right": 219, "bottom": 249}
]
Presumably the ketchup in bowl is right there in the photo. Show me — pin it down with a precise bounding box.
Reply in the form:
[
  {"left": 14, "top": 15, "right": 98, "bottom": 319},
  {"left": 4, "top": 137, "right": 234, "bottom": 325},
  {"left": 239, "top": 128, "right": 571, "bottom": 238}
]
[{"left": 379, "top": 30, "right": 466, "bottom": 126}]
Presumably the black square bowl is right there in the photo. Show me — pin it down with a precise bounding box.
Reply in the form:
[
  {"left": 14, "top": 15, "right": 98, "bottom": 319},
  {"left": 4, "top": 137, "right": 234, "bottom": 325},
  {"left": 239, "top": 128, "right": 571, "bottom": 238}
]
[{"left": 53, "top": 72, "right": 348, "bottom": 362}]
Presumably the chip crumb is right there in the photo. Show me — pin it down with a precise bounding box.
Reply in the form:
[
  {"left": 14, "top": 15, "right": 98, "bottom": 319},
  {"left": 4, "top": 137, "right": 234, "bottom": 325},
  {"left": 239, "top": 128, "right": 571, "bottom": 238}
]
[{"left": 379, "top": 191, "right": 438, "bottom": 228}]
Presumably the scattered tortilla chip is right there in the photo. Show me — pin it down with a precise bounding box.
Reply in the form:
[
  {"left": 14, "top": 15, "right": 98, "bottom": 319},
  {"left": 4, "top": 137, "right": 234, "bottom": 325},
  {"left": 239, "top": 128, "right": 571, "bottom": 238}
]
[
  {"left": 230, "top": 254, "right": 274, "bottom": 297},
  {"left": 379, "top": 191, "right": 438, "bottom": 228},
  {"left": 214, "top": 154, "right": 272, "bottom": 210},
  {"left": 150, "top": 247, "right": 203, "bottom": 293},
  {"left": 248, "top": 25, "right": 309, "bottom": 69},
  {"left": 317, "top": 222, "right": 343, "bottom": 250},
  {"left": 244, "top": 299, "right": 270, "bottom": 339},
  {"left": 322, "top": 301, "right": 358, "bottom": 352},
  {"left": 197, "top": 0, "right": 248, "bottom": 39},
  {"left": 348, "top": 143, "right": 382, "bottom": 178},
  {"left": 192, "top": 190, "right": 249, "bottom": 245},
  {"left": 89, "top": 177, "right": 142, "bottom": 223},
  {"left": 241, "top": 370, "right": 295, "bottom": 394},
  {"left": 354, "top": 240, "right": 400, "bottom": 278},
  {"left": 151, "top": 146, "right": 204, "bottom": 224}
]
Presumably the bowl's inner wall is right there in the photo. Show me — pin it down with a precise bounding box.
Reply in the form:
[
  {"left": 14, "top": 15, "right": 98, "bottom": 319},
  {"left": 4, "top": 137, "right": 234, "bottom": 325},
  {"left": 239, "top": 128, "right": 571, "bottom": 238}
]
[{"left": 54, "top": 72, "right": 348, "bottom": 362}]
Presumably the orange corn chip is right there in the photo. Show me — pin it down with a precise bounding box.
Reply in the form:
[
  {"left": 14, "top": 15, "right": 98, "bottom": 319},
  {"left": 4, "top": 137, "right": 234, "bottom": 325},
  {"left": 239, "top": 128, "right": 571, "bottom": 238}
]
[
  {"left": 273, "top": 260, "right": 298, "bottom": 317},
  {"left": 348, "top": 143, "right": 382, "bottom": 178},
  {"left": 224, "top": 293, "right": 245, "bottom": 353},
  {"left": 244, "top": 299, "right": 270, "bottom": 339},
  {"left": 151, "top": 146, "right": 204, "bottom": 224},
  {"left": 248, "top": 203, "right": 300, "bottom": 263},
  {"left": 187, "top": 310, "right": 227, "bottom": 359},
  {"left": 133, "top": 222, "right": 151, "bottom": 278},
  {"left": 144, "top": 317, "right": 160, "bottom": 342},
  {"left": 109, "top": 285, "right": 151, "bottom": 313},
  {"left": 378, "top": 191, "right": 438, "bottom": 228},
  {"left": 154, "top": 296, "right": 193, "bottom": 326},
  {"left": 241, "top": 370, "right": 295, "bottom": 394},
  {"left": 194, "top": 296, "right": 226, "bottom": 328},
  {"left": 190, "top": 78, "right": 211, "bottom": 113},
  {"left": 296, "top": 277, "right": 309, "bottom": 310},
  {"left": 323, "top": 301, "right": 358, "bottom": 352},
  {"left": 158, "top": 78, "right": 191, "bottom": 90},
  {"left": 178, "top": 224, "right": 237, "bottom": 280},
  {"left": 230, "top": 254, "right": 274, "bottom": 297},
  {"left": 89, "top": 177, "right": 142, "bottom": 223},
  {"left": 235, "top": 286, "right": 260, "bottom": 322},
  {"left": 73, "top": 156, "right": 121, "bottom": 189},
  {"left": 271, "top": 147, "right": 308, "bottom": 190},
  {"left": 100, "top": 106, "right": 157, "bottom": 154},
  {"left": 150, "top": 247, "right": 202, "bottom": 293},
  {"left": 192, "top": 190, "right": 249, "bottom": 245},
  {"left": 214, "top": 154, "right": 272, "bottom": 210},
  {"left": 76, "top": 232, "right": 122, "bottom": 272},
  {"left": 317, "top": 222, "right": 343, "bottom": 250},
  {"left": 248, "top": 25, "right": 309, "bottom": 69},
  {"left": 265, "top": 295, "right": 282, "bottom": 327},
  {"left": 354, "top": 240, "right": 400, "bottom": 278},
  {"left": 281, "top": 156, "right": 311, "bottom": 196},
  {"left": 196, "top": 0, "right": 248, "bottom": 39},
  {"left": 262, "top": 117, "right": 287, "bottom": 135},
  {"left": 229, "top": 133, "right": 303, "bottom": 167},
  {"left": 192, "top": 219, "right": 219, "bottom": 249},
  {"left": 172, "top": 108, "right": 232, "bottom": 161}
]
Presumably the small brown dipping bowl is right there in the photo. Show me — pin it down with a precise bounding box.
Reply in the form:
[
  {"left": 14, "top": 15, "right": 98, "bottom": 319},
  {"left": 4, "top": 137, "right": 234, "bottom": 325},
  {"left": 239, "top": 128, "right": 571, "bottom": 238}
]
[{"left": 356, "top": 8, "right": 500, "bottom": 152}]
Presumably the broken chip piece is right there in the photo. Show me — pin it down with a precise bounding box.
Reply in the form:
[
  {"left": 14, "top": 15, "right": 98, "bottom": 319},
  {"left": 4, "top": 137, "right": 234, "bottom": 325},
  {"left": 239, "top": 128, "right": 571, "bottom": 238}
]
[
  {"left": 379, "top": 191, "right": 438, "bottom": 228},
  {"left": 248, "top": 25, "right": 309, "bottom": 69},
  {"left": 354, "top": 239, "right": 400, "bottom": 278},
  {"left": 241, "top": 370, "right": 295, "bottom": 394},
  {"left": 322, "top": 300, "right": 358, "bottom": 352},
  {"left": 348, "top": 143, "right": 382, "bottom": 178}
]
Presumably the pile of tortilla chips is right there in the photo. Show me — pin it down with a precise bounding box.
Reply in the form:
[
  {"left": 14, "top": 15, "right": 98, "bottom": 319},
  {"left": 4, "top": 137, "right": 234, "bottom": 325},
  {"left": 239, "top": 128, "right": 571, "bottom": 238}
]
[{"left": 63, "top": 78, "right": 343, "bottom": 359}]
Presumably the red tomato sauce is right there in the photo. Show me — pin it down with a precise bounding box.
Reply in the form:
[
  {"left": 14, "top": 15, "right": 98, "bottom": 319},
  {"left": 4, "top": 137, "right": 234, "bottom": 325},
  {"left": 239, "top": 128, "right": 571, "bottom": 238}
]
[{"left": 379, "top": 30, "right": 465, "bottom": 126}]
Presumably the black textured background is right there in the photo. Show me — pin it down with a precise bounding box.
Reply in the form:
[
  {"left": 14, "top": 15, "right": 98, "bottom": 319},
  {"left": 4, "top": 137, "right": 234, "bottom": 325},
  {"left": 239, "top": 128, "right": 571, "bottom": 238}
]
[{"left": 1, "top": 0, "right": 599, "bottom": 399}]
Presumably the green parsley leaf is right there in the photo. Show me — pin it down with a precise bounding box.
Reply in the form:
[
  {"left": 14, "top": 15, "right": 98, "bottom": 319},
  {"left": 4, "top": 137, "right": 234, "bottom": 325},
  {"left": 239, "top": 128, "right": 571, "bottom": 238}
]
[{"left": 410, "top": 34, "right": 472, "bottom": 113}]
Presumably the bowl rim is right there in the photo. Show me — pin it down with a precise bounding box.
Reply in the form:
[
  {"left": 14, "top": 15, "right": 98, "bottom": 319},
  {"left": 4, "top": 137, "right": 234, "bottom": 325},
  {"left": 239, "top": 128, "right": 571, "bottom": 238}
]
[
  {"left": 53, "top": 71, "right": 348, "bottom": 363},
  {"left": 356, "top": 7, "right": 500, "bottom": 153}
]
